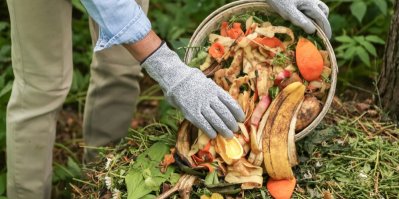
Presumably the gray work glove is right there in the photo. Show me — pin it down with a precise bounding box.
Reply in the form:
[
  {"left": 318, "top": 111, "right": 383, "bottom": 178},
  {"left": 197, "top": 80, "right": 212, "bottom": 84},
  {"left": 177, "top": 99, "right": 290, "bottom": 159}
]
[
  {"left": 265, "top": 0, "right": 332, "bottom": 39},
  {"left": 141, "top": 43, "right": 245, "bottom": 139}
]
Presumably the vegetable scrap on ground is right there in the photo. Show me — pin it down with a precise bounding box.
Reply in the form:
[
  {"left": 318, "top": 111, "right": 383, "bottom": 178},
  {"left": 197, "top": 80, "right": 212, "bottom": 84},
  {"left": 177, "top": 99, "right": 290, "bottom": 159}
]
[
  {"left": 72, "top": 14, "right": 398, "bottom": 199},
  {"left": 72, "top": 98, "right": 399, "bottom": 199}
]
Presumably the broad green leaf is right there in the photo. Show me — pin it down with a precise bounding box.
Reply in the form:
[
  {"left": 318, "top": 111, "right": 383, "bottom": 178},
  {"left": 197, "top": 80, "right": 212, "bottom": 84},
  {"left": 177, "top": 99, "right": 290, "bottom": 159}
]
[
  {"left": 132, "top": 151, "right": 151, "bottom": 169},
  {"left": 52, "top": 165, "right": 66, "bottom": 182},
  {"left": 205, "top": 171, "right": 216, "bottom": 185},
  {"left": 126, "top": 171, "right": 149, "bottom": 199},
  {"left": 52, "top": 163, "right": 73, "bottom": 182},
  {"left": 67, "top": 157, "right": 82, "bottom": 177},
  {"left": 353, "top": 36, "right": 366, "bottom": 44},
  {"left": 358, "top": 40, "right": 377, "bottom": 57},
  {"left": 144, "top": 176, "right": 159, "bottom": 190},
  {"left": 189, "top": 50, "right": 208, "bottom": 67},
  {"left": 350, "top": 1, "right": 367, "bottom": 23},
  {"left": 147, "top": 142, "right": 169, "bottom": 162},
  {"left": 335, "top": 43, "right": 353, "bottom": 52},
  {"left": 126, "top": 142, "right": 178, "bottom": 199},
  {"left": 356, "top": 46, "right": 371, "bottom": 66},
  {"left": 335, "top": 35, "right": 354, "bottom": 43},
  {"left": 365, "top": 35, "right": 385, "bottom": 44},
  {"left": 169, "top": 173, "right": 180, "bottom": 185},
  {"left": 329, "top": 14, "right": 347, "bottom": 33},
  {"left": 141, "top": 195, "right": 156, "bottom": 199},
  {"left": 0, "top": 82, "right": 12, "bottom": 99},
  {"left": 373, "top": 0, "right": 388, "bottom": 15},
  {"left": 343, "top": 46, "right": 357, "bottom": 60}
]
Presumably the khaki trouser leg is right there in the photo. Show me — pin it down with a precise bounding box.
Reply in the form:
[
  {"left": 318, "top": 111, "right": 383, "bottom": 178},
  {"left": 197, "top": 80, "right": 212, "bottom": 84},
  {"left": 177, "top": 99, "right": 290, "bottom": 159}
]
[
  {"left": 83, "top": 0, "right": 149, "bottom": 162},
  {"left": 6, "top": 0, "right": 73, "bottom": 198}
]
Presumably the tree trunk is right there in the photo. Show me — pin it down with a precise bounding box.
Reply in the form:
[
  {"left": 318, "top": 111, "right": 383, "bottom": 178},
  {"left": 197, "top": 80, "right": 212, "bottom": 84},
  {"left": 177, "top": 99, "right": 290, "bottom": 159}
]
[{"left": 378, "top": 1, "right": 399, "bottom": 121}]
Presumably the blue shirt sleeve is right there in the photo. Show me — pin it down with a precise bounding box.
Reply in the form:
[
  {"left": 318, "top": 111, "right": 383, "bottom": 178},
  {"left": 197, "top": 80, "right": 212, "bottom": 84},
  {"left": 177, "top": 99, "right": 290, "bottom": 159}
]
[{"left": 80, "top": 0, "right": 152, "bottom": 51}]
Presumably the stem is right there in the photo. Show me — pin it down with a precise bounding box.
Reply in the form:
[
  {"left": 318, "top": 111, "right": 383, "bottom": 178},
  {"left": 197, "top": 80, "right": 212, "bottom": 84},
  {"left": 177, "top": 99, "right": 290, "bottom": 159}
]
[
  {"left": 54, "top": 143, "right": 79, "bottom": 161},
  {"left": 373, "top": 149, "right": 380, "bottom": 196},
  {"left": 357, "top": 17, "right": 381, "bottom": 35},
  {"left": 72, "top": 178, "right": 97, "bottom": 187}
]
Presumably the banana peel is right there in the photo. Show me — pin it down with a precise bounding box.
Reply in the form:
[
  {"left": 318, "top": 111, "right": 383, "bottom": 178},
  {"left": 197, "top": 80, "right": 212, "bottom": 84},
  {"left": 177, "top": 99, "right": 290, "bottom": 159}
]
[
  {"left": 176, "top": 120, "right": 196, "bottom": 167},
  {"left": 262, "top": 82, "right": 305, "bottom": 180}
]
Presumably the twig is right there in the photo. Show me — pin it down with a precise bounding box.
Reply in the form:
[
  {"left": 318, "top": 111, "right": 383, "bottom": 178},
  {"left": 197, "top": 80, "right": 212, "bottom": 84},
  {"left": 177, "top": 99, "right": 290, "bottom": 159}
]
[
  {"left": 357, "top": 120, "right": 372, "bottom": 136},
  {"left": 346, "top": 83, "right": 375, "bottom": 95},
  {"left": 157, "top": 174, "right": 198, "bottom": 199},
  {"left": 70, "top": 183, "right": 85, "bottom": 197},
  {"left": 54, "top": 143, "right": 79, "bottom": 162},
  {"left": 375, "top": 124, "right": 397, "bottom": 135},
  {"left": 73, "top": 178, "right": 97, "bottom": 187},
  {"left": 328, "top": 153, "right": 369, "bottom": 160},
  {"left": 350, "top": 112, "right": 367, "bottom": 125}
]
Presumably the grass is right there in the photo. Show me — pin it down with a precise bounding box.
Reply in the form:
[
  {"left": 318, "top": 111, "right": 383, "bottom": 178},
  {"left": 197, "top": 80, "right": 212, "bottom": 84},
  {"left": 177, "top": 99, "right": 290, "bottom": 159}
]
[{"left": 70, "top": 97, "right": 399, "bottom": 199}]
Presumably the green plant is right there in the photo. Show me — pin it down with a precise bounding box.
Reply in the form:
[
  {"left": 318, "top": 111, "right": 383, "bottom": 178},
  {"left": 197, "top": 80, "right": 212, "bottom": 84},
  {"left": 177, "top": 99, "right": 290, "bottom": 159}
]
[
  {"left": 52, "top": 156, "right": 82, "bottom": 199},
  {"left": 335, "top": 34, "right": 385, "bottom": 80},
  {"left": 0, "top": 3, "right": 11, "bottom": 196},
  {"left": 65, "top": 69, "right": 90, "bottom": 115},
  {"left": 0, "top": 67, "right": 12, "bottom": 150},
  {"left": 327, "top": 0, "right": 394, "bottom": 89}
]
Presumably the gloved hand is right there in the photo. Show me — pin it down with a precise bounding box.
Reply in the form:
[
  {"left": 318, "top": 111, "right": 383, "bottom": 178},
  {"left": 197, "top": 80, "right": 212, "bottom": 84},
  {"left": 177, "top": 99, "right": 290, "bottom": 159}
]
[
  {"left": 265, "top": 0, "right": 332, "bottom": 39},
  {"left": 141, "top": 43, "right": 245, "bottom": 139}
]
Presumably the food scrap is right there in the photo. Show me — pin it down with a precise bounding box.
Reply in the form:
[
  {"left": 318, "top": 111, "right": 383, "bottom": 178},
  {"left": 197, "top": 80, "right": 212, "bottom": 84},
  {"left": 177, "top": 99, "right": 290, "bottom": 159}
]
[{"left": 165, "top": 13, "right": 332, "bottom": 199}]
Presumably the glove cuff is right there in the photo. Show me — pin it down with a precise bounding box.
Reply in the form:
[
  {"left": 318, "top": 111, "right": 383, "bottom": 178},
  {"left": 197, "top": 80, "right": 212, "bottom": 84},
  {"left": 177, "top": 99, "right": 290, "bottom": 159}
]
[
  {"left": 140, "top": 41, "right": 165, "bottom": 64},
  {"left": 141, "top": 42, "right": 197, "bottom": 91}
]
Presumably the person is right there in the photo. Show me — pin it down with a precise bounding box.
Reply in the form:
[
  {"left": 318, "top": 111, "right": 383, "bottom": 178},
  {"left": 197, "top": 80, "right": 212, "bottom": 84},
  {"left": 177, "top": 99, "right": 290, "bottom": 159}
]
[{"left": 5, "top": 0, "right": 331, "bottom": 198}]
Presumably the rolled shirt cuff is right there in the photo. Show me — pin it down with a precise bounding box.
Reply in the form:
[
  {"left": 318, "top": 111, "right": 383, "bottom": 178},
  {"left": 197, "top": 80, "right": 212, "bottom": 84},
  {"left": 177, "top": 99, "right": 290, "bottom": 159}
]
[{"left": 81, "top": 0, "right": 152, "bottom": 51}]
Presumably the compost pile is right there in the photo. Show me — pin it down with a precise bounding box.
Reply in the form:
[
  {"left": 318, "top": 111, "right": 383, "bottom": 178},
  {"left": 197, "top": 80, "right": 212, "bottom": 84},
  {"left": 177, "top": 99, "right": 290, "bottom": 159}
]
[{"left": 163, "top": 13, "right": 332, "bottom": 198}]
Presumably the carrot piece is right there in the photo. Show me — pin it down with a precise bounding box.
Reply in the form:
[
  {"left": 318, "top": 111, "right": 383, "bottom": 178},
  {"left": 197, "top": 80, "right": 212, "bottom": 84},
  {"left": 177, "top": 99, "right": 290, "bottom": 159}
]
[
  {"left": 220, "top": 21, "right": 229, "bottom": 37},
  {"left": 227, "top": 23, "right": 244, "bottom": 40},
  {"left": 296, "top": 37, "right": 324, "bottom": 81},
  {"left": 245, "top": 24, "right": 255, "bottom": 36},
  {"left": 267, "top": 177, "right": 296, "bottom": 199},
  {"left": 160, "top": 153, "right": 175, "bottom": 173},
  {"left": 254, "top": 37, "right": 285, "bottom": 50},
  {"left": 198, "top": 163, "right": 215, "bottom": 173},
  {"left": 232, "top": 23, "right": 241, "bottom": 29},
  {"left": 197, "top": 150, "right": 214, "bottom": 162},
  {"left": 191, "top": 154, "right": 205, "bottom": 165},
  {"left": 209, "top": 42, "right": 225, "bottom": 58},
  {"left": 202, "top": 140, "right": 212, "bottom": 151}
]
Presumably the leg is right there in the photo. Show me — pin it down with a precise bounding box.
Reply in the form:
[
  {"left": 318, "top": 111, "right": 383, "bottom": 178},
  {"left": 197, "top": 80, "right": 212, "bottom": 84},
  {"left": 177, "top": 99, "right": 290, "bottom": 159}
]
[
  {"left": 83, "top": 0, "right": 149, "bottom": 162},
  {"left": 6, "top": 0, "right": 72, "bottom": 198}
]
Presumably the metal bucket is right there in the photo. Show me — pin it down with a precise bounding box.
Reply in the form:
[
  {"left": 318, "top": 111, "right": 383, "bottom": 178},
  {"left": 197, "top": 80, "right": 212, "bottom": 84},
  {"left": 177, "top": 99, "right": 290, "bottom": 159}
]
[{"left": 183, "top": 0, "right": 338, "bottom": 141}]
